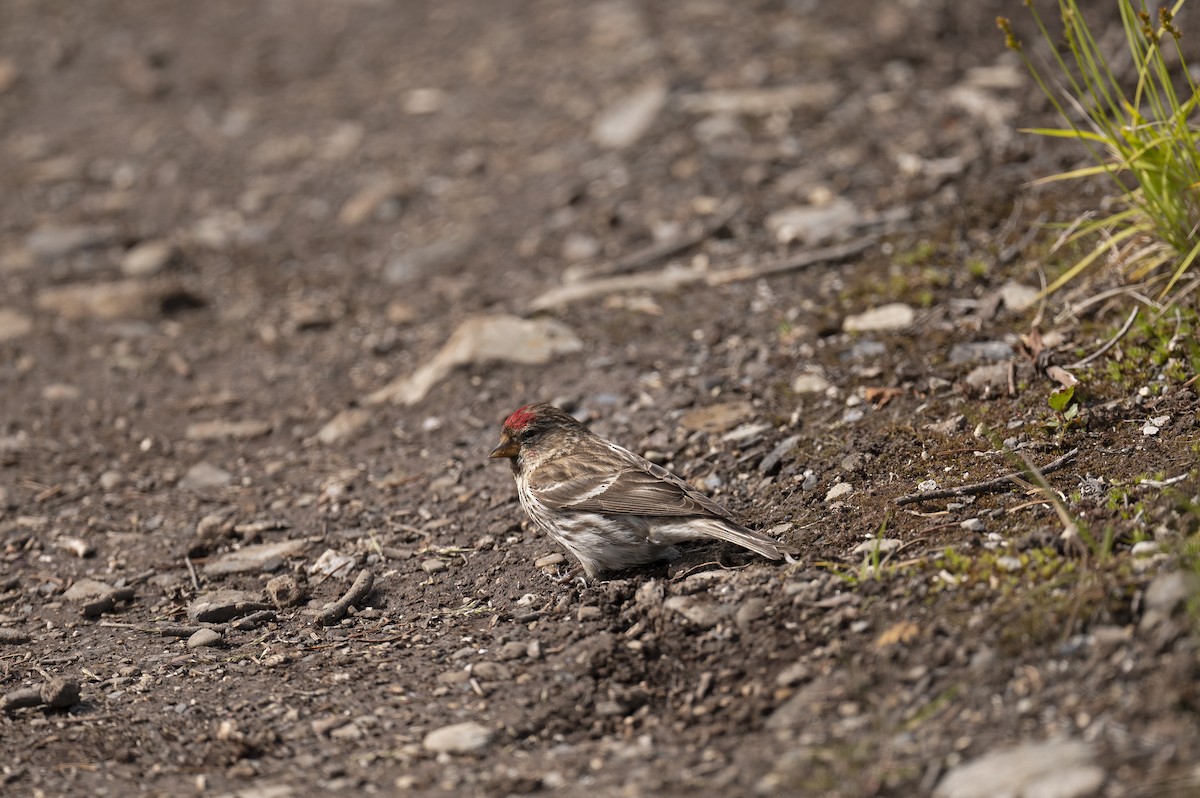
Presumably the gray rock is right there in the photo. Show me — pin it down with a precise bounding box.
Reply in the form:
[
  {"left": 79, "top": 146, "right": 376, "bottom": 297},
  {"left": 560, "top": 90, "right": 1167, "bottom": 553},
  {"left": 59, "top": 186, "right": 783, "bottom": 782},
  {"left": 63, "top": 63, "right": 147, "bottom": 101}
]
[
  {"left": 422, "top": 721, "right": 493, "bottom": 754},
  {"left": 187, "top": 628, "right": 223, "bottom": 649},
  {"left": 843, "top": 303, "right": 915, "bottom": 333},
  {"left": 0, "top": 309, "right": 32, "bottom": 342},
  {"left": 759, "top": 435, "right": 801, "bottom": 475},
  {"left": 851, "top": 538, "right": 901, "bottom": 556},
  {"left": 591, "top": 81, "right": 668, "bottom": 149},
  {"left": 383, "top": 232, "right": 476, "bottom": 284},
  {"left": 935, "top": 739, "right": 1104, "bottom": 798},
  {"left": 202, "top": 539, "right": 309, "bottom": 576},
  {"left": 948, "top": 341, "right": 1013, "bottom": 364},
  {"left": 188, "top": 590, "right": 270, "bottom": 623},
  {"left": 266, "top": 574, "right": 306, "bottom": 608},
  {"left": 121, "top": 240, "right": 177, "bottom": 277},
  {"left": 791, "top": 373, "right": 831, "bottom": 394},
  {"left": 766, "top": 197, "right": 859, "bottom": 245},
  {"left": 1139, "top": 571, "right": 1200, "bottom": 633},
  {"left": 36, "top": 279, "right": 176, "bottom": 320},
  {"left": 184, "top": 420, "right": 272, "bottom": 441},
  {"left": 365, "top": 314, "right": 582, "bottom": 406},
  {"left": 663, "top": 595, "right": 727, "bottom": 629},
  {"left": 26, "top": 224, "right": 116, "bottom": 260},
  {"left": 179, "top": 462, "right": 232, "bottom": 491},
  {"left": 314, "top": 408, "right": 371, "bottom": 445}
]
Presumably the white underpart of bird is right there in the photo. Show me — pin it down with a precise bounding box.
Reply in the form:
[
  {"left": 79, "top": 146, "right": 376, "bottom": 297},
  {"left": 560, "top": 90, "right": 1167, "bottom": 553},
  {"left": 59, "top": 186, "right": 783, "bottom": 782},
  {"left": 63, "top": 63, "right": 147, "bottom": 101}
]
[{"left": 489, "top": 402, "right": 785, "bottom": 578}]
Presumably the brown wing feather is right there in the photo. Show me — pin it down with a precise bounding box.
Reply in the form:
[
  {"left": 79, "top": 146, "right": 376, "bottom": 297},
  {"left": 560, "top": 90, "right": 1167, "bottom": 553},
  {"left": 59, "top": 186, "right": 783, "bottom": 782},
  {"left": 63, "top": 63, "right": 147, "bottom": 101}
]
[{"left": 529, "top": 443, "right": 736, "bottom": 520}]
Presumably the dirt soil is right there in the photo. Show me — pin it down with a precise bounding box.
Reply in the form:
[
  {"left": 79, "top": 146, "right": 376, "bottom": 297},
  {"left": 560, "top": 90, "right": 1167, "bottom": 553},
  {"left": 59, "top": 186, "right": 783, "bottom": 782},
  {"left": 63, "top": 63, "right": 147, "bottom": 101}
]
[{"left": 2, "top": 1, "right": 1199, "bottom": 796}]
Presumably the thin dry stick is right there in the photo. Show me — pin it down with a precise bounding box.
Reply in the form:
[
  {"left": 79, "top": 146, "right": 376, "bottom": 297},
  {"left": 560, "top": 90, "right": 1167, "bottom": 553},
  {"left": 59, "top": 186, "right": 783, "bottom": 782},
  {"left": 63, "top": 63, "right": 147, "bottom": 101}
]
[
  {"left": 184, "top": 555, "right": 201, "bottom": 591},
  {"left": 895, "top": 448, "right": 1079, "bottom": 506},
  {"left": 315, "top": 569, "right": 374, "bottom": 627},
  {"left": 579, "top": 198, "right": 742, "bottom": 280},
  {"left": 1065, "top": 307, "right": 1139, "bottom": 368},
  {"left": 529, "top": 235, "right": 877, "bottom": 312}
]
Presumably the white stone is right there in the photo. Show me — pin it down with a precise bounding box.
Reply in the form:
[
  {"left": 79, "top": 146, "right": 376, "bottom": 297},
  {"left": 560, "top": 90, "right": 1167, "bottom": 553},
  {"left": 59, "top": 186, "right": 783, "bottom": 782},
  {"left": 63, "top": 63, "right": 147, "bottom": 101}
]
[
  {"left": 422, "top": 721, "right": 493, "bottom": 754},
  {"left": 843, "top": 303, "right": 915, "bottom": 332}
]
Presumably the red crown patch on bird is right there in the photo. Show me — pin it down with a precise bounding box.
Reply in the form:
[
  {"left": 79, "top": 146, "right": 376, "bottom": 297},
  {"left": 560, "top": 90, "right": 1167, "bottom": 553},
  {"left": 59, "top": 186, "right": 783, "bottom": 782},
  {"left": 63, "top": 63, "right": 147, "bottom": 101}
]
[{"left": 504, "top": 404, "right": 537, "bottom": 431}]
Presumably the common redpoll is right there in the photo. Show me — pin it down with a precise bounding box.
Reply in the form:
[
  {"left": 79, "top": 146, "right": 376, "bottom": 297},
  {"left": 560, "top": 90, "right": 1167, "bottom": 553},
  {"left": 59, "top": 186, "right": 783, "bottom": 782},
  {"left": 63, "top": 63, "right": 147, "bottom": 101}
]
[{"left": 489, "top": 403, "right": 784, "bottom": 578}]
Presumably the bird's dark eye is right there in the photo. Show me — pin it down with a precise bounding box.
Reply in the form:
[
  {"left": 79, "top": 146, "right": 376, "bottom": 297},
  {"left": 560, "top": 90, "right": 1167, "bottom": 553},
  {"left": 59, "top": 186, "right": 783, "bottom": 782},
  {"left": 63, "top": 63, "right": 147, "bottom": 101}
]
[{"left": 519, "top": 427, "right": 536, "bottom": 441}]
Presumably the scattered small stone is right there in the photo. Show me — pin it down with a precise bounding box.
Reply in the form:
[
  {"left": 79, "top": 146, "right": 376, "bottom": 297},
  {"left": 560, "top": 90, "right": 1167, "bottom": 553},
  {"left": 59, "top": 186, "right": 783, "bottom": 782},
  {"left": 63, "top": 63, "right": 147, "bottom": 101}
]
[
  {"left": 995, "top": 555, "right": 1022, "bottom": 572},
  {"left": 0, "top": 309, "right": 32, "bottom": 342},
  {"left": 679, "top": 401, "right": 754, "bottom": 434},
  {"left": 404, "top": 87, "right": 447, "bottom": 115},
  {"left": 496, "top": 641, "right": 529, "bottom": 661},
  {"left": 679, "top": 82, "right": 839, "bottom": 115},
  {"left": 576, "top": 605, "right": 602, "bottom": 622},
  {"left": 759, "top": 435, "right": 801, "bottom": 476},
  {"left": 561, "top": 232, "right": 600, "bottom": 262},
  {"left": 187, "top": 628, "right": 224, "bottom": 649},
  {"left": 960, "top": 518, "right": 985, "bottom": 533},
  {"left": 311, "top": 549, "right": 357, "bottom": 578},
  {"left": 1130, "top": 540, "right": 1160, "bottom": 557},
  {"left": 383, "top": 232, "right": 476, "bottom": 284},
  {"left": 180, "top": 462, "right": 233, "bottom": 491},
  {"left": 663, "top": 596, "right": 726, "bottom": 629},
  {"left": 55, "top": 536, "right": 95, "bottom": 558},
  {"left": 40, "top": 678, "right": 80, "bottom": 709},
  {"left": 36, "top": 279, "right": 180, "bottom": 320},
  {"left": 203, "top": 539, "right": 309, "bottom": 576},
  {"left": 0, "top": 57, "right": 17, "bottom": 94},
  {"left": 934, "top": 738, "right": 1103, "bottom": 798},
  {"left": 471, "top": 662, "right": 512, "bottom": 681},
  {"left": 315, "top": 408, "right": 371, "bottom": 445},
  {"left": 422, "top": 721, "right": 493, "bottom": 754},
  {"left": 2, "top": 687, "right": 43, "bottom": 712},
  {"left": 736, "top": 597, "right": 767, "bottom": 627},
  {"left": 266, "top": 574, "right": 306, "bottom": 608},
  {"left": 26, "top": 224, "right": 117, "bottom": 260},
  {"left": 843, "top": 303, "right": 915, "bottom": 333},
  {"left": 775, "top": 661, "right": 810, "bottom": 687},
  {"left": 121, "top": 240, "right": 177, "bottom": 277},
  {"left": 534, "top": 553, "right": 565, "bottom": 569},
  {"left": 185, "top": 420, "right": 272, "bottom": 441},
  {"left": 824, "top": 482, "right": 854, "bottom": 502},
  {"left": 948, "top": 341, "right": 1013, "bottom": 364},
  {"left": 965, "top": 363, "right": 1010, "bottom": 392},
  {"left": 791, "top": 373, "right": 831, "bottom": 394},
  {"left": 1139, "top": 570, "right": 1200, "bottom": 633},
  {"left": 851, "top": 538, "right": 901, "bottom": 556},
  {"left": 42, "top": 383, "right": 80, "bottom": 401},
  {"left": 63, "top": 578, "right": 113, "bottom": 602},
  {"left": 188, "top": 590, "right": 271, "bottom": 623},
  {"left": 421, "top": 559, "right": 448, "bottom": 574},
  {"left": 312, "top": 715, "right": 353, "bottom": 736},
  {"left": 591, "top": 81, "right": 668, "bottom": 149},
  {"left": 999, "top": 281, "right": 1039, "bottom": 313},
  {"left": 338, "top": 179, "right": 403, "bottom": 227},
  {"left": 366, "top": 315, "right": 582, "bottom": 406},
  {"left": 3, "top": 679, "right": 81, "bottom": 712},
  {"left": 81, "top": 587, "right": 136, "bottom": 617},
  {"left": 0, "top": 628, "right": 31, "bottom": 645},
  {"left": 766, "top": 197, "right": 859, "bottom": 245}
]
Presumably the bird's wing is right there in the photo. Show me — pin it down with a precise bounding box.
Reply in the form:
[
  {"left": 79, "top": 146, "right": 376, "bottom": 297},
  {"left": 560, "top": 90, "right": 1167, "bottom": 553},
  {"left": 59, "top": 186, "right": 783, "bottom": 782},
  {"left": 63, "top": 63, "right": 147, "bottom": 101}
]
[{"left": 528, "top": 444, "right": 733, "bottom": 519}]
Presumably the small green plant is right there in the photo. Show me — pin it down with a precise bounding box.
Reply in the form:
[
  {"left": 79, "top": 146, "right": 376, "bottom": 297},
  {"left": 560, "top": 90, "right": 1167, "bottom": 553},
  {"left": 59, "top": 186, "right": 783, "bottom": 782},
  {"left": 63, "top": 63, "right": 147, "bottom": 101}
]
[
  {"left": 818, "top": 520, "right": 900, "bottom": 585},
  {"left": 998, "top": 1, "right": 1200, "bottom": 298},
  {"left": 1045, "top": 382, "right": 1081, "bottom": 434}
]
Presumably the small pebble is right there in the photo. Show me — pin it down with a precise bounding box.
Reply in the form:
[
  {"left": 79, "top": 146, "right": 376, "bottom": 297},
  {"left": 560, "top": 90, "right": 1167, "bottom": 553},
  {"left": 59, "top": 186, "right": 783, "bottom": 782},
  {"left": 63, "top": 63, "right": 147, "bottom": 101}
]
[{"left": 187, "top": 628, "right": 223, "bottom": 649}]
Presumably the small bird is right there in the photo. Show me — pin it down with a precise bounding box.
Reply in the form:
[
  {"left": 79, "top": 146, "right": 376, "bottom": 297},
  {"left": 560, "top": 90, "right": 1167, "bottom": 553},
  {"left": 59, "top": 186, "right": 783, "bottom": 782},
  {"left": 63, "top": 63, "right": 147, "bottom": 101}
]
[{"left": 489, "top": 402, "right": 784, "bottom": 578}]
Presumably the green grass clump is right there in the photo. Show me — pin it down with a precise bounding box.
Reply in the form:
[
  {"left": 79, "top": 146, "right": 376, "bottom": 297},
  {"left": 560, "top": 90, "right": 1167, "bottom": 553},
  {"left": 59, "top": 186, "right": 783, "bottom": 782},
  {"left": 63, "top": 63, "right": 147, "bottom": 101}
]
[{"left": 998, "top": 1, "right": 1200, "bottom": 298}]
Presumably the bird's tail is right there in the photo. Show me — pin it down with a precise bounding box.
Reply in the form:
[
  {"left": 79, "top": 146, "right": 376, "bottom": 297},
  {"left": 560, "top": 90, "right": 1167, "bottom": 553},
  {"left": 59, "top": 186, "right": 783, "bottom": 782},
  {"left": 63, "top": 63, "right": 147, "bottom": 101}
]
[{"left": 700, "top": 520, "right": 785, "bottom": 561}]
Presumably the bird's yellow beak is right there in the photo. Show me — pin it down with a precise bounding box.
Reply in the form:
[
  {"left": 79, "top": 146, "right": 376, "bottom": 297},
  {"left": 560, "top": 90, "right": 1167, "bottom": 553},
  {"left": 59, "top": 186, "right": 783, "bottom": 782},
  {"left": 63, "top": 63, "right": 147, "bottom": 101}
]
[{"left": 489, "top": 438, "right": 519, "bottom": 459}]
